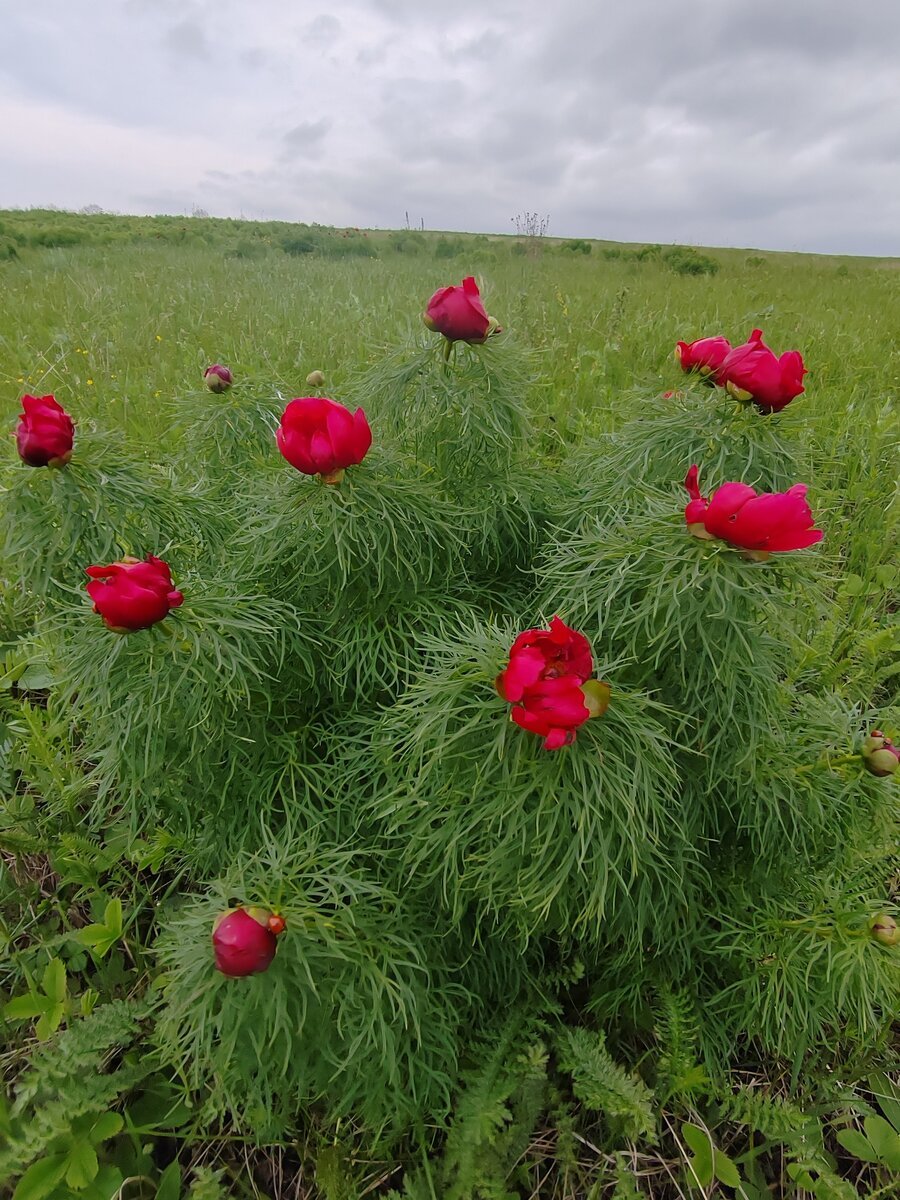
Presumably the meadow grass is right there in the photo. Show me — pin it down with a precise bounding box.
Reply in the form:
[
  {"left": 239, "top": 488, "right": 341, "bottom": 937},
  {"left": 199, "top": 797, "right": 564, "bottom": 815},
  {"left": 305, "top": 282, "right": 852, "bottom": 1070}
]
[{"left": 0, "top": 212, "right": 898, "bottom": 1199}]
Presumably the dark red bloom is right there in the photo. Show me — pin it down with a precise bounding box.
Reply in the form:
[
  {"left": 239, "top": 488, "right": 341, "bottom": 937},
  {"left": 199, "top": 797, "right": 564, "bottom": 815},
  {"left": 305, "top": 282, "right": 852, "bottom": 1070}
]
[
  {"left": 683, "top": 466, "right": 823, "bottom": 556},
  {"left": 508, "top": 675, "right": 589, "bottom": 750},
  {"left": 213, "top": 907, "right": 283, "bottom": 977},
  {"left": 674, "top": 335, "right": 731, "bottom": 379},
  {"left": 424, "top": 276, "right": 492, "bottom": 344},
  {"left": 497, "top": 615, "right": 593, "bottom": 701},
  {"left": 85, "top": 555, "right": 184, "bottom": 632},
  {"left": 497, "top": 617, "right": 608, "bottom": 751},
  {"left": 276, "top": 396, "right": 372, "bottom": 483},
  {"left": 16, "top": 394, "right": 75, "bottom": 467},
  {"left": 204, "top": 364, "right": 233, "bottom": 393},
  {"left": 719, "top": 328, "right": 806, "bottom": 412}
]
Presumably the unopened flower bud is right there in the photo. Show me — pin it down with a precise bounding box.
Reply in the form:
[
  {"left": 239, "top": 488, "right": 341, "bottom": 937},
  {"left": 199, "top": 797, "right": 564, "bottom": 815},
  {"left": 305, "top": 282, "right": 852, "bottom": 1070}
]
[
  {"left": 212, "top": 905, "right": 282, "bottom": 977},
  {"left": 862, "top": 731, "right": 900, "bottom": 777},
  {"left": 305, "top": 370, "right": 325, "bottom": 387},
  {"left": 204, "top": 364, "right": 233, "bottom": 393},
  {"left": 870, "top": 913, "right": 899, "bottom": 946}
]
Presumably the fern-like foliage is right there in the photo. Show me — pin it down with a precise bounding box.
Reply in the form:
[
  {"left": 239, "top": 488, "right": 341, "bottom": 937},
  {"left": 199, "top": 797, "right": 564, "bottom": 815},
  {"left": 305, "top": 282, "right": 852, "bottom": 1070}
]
[
  {"left": 0, "top": 998, "right": 149, "bottom": 1180},
  {"left": 555, "top": 1026, "right": 656, "bottom": 1143}
]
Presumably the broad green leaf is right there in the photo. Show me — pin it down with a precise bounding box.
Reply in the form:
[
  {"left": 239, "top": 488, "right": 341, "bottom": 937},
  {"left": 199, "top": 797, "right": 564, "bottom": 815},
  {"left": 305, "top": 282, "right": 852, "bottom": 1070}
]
[
  {"left": 681, "top": 1123, "right": 714, "bottom": 1188},
  {"left": 64, "top": 1139, "right": 99, "bottom": 1188},
  {"left": 156, "top": 1161, "right": 182, "bottom": 1200},
  {"left": 834, "top": 1128, "right": 878, "bottom": 1163},
  {"left": 41, "top": 958, "right": 67, "bottom": 1004},
  {"left": 76, "top": 925, "right": 119, "bottom": 959},
  {"left": 869, "top": 1072, "right": 900, "bottom": 1132},
  {"left": 79, "top": 1165, "right": 124, "bottom": 1200},
  {"left": 863, "top": 1115, "right": 900, "bottom": 1170},
  {"left": 34, "top": 1004, "right": 66, "bottom": 1041},
  {"left": 12, "top": 1155, "right": 67, "bottom": 1200},
  {"left": 713, "top": 1148, "right": 741, "bottom": 1188},
  {"left": 88, "top": 1112, "right": 124, "bottom": 1145},
  {"left": 103, "top": 899, "right": 123, "bottom": 937},
  {"left": 842, "top": 574, "right": 865, "bottom": 596},
  {"left": 3, "top": 994, "right": 51, "bottom": 1020}
]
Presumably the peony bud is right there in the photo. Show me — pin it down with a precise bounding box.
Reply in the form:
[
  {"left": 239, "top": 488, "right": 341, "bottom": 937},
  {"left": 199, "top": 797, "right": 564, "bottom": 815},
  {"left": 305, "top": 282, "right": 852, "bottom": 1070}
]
[
  {"left": 16, "top": 394, "right": 75, "bottom": 468},
  {"left": 204, "top": 364, "right": 233, "bottom": 393},
  {"left": 861, "top": 731, "right": 900, "bottom": 777},
  {"left": 870, "top": 913, "right": 899, "bottom": 947},
  {"left": 305, "top": 370, "right": 326, "bottom": 387},
  {"left": 212, "top": 906, "right": 285, "bottom": 977},
  {"left": 85, "top": 555, "right": 184, "bottom": 633}
]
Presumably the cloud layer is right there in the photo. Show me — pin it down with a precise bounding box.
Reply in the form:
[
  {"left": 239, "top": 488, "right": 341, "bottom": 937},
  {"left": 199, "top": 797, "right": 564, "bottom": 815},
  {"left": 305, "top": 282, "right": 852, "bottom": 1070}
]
[{"left": 1, "top": 0, "right": 897, "bottom": 254}]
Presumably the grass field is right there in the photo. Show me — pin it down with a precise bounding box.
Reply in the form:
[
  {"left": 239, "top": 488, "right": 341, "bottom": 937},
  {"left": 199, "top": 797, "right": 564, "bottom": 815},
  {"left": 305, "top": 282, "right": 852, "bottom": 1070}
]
[{"left": 1, "top": 210, "right": 898, "bottom": 1199}]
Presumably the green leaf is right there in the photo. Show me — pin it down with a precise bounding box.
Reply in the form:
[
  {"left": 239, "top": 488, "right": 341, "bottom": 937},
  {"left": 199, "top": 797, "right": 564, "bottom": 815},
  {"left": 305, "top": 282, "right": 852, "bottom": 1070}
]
[
  {"left": 843, "top": 574, "right": 865, "bottom": 596},
  {"left": 64, "top": 1139, "right": 99, "bottom": 1188},
  {"left": 12, "top": 1155, "right": 67, "bottom": 1200},
  {"left": 88, "top": 1112, "right": 124, "bottom": 1144},
  {"left": 863, "top": 1115, "right": 900, "bottom": 1170},
  {"left": 103, "top": 899, "right": 123, "bottom": 937},
  {"left": 682, "top": 1123, "right": 714, "bottom": 1188},
  {"left": 712, "top": 1149, "right": 741, "bottom": 1188},
  {"left": 42, "top": 958, "right": 67, "bottom": 1004},
  {"left": 34, "top": 1004, "right": 66, "bottom": 1041},
  {"left": 156, "top": 1161, "right": 182, "bottom": 1200},
  {"left": 835, "top": 1128, "right": 879, "bottom": 1163},
  {"left": 76, "top": 924, "right": 120, "bottom": 959},
  {"left": 3, "top": 994, "right": 51, "bottom": 1020},
  {"left": 869, "top": 1073, "right": 900, "bottom": 1133}
]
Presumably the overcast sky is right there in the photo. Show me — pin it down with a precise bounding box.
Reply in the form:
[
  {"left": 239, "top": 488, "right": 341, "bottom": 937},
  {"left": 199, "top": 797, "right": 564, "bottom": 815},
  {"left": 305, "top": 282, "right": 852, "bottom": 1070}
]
[{"left": 1, "top": 0, "right": 898, "bottom": 255}]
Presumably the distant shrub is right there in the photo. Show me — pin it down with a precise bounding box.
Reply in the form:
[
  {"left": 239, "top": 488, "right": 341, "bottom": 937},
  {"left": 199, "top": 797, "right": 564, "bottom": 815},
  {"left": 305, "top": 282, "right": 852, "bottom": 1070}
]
[
  {"left": 601, "top": 247, "right": 622, "bottom": 260},
  {"left": 510, "top": 240, "right": 528, "bottom": 257},
  {"left": 745, "top": 255, "right": 768, "bottom": 268},
  {"left": 434, "top": 236, "right": 465, "bottom": 259},
  {"left": 28, "top": 227, "right": 89, "bottom": 249},
  {"left": 663, "top": 246, "right": 720, "bottom": 276},
  {"left": 227, "top": 239, "right": 268, "bottom": 260},
  {"left": 282, "top": 235, "right": 316, "bottom": 256},
  {"left": 327, "top": 234, "right": 377, "bottom": 258},
  {"left": 388, "top": 232, "right": 424, "bottom": 255},
  {"left": 0, "top": 238, "right": 18, "bottom": 261},
  {"left": 561, "top": 239, "right": 592, "bottom": 255},
  {"left": 635, "top": 243, "right": 663, "bottom": 262},
  {"left": 835, "top": 264, "right": 850, "bottom": 277}
]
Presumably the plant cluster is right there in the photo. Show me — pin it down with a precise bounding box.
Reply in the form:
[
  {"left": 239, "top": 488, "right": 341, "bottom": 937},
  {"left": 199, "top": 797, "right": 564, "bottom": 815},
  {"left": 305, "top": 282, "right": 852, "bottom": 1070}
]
[{"left": 1, "top": 261, "right": 898, "bottom": 1199}]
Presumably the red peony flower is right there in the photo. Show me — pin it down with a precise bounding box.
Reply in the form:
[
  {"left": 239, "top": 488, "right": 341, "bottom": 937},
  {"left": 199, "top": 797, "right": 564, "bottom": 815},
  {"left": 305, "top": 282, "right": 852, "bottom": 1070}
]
[
  {"left": 862, "top": 731, "right": 900, "bottom": 778},
  {"left": 497, "top": 616, "right": 609, "bottom": 750},
  {"left": 16, "top": 394, "right": 75, "bottom": 467},
  {"left": 203, "top": 364, "right": 233, "bottom": 393},
  {"left": 85, "top": 555, "right": 184, "bottom": 633},
  {"left": 497, "top": 615, "right": 593, "bottom": 701},
  {"left": 683, "top": 465, "right": 823, "bottom": 556},
  {"left": 674, "top": 335, "right": 731, "bottom": 379},
  {"left": 276, "top": 396, "right": 372, "bottom": 484},
  {"left": 212, "top": 906, "right": 284, "bottom": 977},
  {"left": 719, "top": 328, "right": 806, "bottom": 412},
  {"left": 424, "top": 276, "right": 492, "bottom": 344}
]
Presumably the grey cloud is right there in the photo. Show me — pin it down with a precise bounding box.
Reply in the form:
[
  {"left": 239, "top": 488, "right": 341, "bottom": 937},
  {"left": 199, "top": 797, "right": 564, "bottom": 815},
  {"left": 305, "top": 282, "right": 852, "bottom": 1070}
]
[
  {"left": 302, "top": 14, "right": 342, "bottom": 47},
  {"left": 280, "top": 118, "right": 332, "bottom": 159},
  {"left": 2, "top": 0, "right": 898, "bottom": 255},
  {"left": 161, "top": 19, "right": 210, "bottom": 58}
]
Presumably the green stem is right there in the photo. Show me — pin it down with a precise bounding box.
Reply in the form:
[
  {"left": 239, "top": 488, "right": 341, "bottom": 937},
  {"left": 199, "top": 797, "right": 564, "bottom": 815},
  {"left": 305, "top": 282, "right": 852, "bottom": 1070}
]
[{"left": 795, "top": 753, "right": 860, "bottom": 775}]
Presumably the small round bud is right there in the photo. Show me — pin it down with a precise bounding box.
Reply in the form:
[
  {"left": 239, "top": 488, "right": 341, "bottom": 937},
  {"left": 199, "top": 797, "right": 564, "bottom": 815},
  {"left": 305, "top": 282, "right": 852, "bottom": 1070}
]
[
  {"left": 870, "top": 913, "right": 899, "bottom": 946},
  {"left": 862, "top": 730, "right": 900, "bottom": 777},
  {"left": 268, "top": 913, "right": 287, "bottom": 936},
  {"left": 305, "top": 370, "right": 325, "bottom": 387},
  {"left": 204, "top": 364, "right": 233, "bottom": 393}
]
